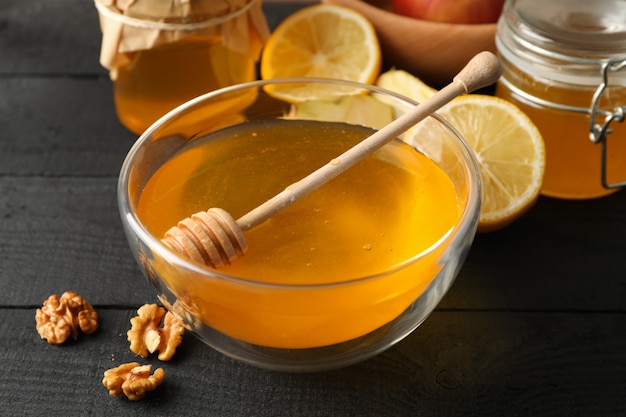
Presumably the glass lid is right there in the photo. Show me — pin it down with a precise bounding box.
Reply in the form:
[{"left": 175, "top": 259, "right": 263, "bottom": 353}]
[{"left": 512, "top": 0, "right": 626, "bottom": 58}]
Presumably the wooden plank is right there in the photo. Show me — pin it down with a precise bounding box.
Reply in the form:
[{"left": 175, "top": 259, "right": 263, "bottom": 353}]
[
  {"left": 0, "top": 176, "right": 155, "bottom": 307},
  {"left": 0, "top": 77, "right": 136, "bottom": 177},
  {"left": 2, "top": 309, "right": 625, "bottom": 416},
  {"left": 0, "top": 0, "right": 105, "bottom": 75},
  {"left": 444, "top": 190, "right": 626, "bottom": 312}
]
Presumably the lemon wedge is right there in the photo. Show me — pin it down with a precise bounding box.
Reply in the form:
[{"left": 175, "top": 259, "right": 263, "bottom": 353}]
[{"left": 436, "top": 95, "right": 545, "bottom": 232}]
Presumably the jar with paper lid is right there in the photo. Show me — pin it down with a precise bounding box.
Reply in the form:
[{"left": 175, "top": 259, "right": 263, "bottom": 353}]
[
  {"left": 95, "top": 0, "right": 270, "bottom": 135},
  {"left": 495, "top": 0, "right": 626, "bottom": 199}
]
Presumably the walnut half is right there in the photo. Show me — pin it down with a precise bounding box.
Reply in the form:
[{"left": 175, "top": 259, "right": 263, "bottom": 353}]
[
  {"left": 35, "top": 291, "right": 99, "bottom": 344},
  {"left": 102, "top": 362, "right": 165, "bottom": 401},
  {"left": 127, "top": 304, "right": 185, "bottom": 361}
]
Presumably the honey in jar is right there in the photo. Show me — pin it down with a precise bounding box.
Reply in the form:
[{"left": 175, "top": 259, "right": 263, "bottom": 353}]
[
  {"left": 495, "top": 0, "right": 626, "bottom": 199},
  {"left": 136, "top": 119, "right": 462, "bottom": 348},
  {"left": 95, "top": 0, "right": 269, "bottom": 134}
]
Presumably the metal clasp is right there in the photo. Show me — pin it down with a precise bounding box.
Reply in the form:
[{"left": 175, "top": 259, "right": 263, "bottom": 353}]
[{"left": 589, "top": 58, "right": 626, "bottom": 189}]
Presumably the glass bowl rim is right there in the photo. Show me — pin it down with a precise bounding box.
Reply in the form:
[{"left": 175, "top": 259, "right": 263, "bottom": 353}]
[{"left": 117, "top": 77, "right": 482, "bottom": 290}]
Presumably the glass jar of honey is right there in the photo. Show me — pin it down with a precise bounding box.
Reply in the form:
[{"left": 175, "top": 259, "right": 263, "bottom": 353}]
[
  {"left": 495, "top": 0, "right": 626, "bottom": 199},
  {"left": 95, "top": 0, "right": 269, "bottom": 135}
]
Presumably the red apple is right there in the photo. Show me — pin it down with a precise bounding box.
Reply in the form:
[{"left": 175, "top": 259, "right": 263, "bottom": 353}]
[{"left": 391, "top": 0, "right": 505, "bottom": 24}]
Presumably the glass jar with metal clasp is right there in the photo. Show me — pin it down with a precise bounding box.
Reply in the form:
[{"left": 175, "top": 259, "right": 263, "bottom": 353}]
[{"left": 495, "top": 0, "right": 626, "bottom": 199}]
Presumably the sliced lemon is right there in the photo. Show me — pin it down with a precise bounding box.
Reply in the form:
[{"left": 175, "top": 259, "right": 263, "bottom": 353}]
[
  {"left": 286, "top": 94, "right": 394, "bottom": 130},
  {"left": 376, "top": 69, "right": 437, "bottom": 104},
  {"left": 260, "top": 4, "right": 381, "bottom": 101},
  {"left": 436, "top": 95, "right": 545, "bottom": 232}
]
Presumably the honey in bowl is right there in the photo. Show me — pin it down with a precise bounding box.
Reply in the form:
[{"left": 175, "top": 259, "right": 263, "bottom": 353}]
[
  {"left": 137, "top": 119, "right": 461, "bottom": 348},
  {"left": 118, "top": 78, "right": 481, "bottom": 370}
]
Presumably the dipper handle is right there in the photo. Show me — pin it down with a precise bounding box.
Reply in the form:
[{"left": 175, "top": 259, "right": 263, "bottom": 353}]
[
  {"left": 237, "top": 51, "right": 501, "bottom": 230},
  {"left": 162, "top": 52, "right": 502, "bottom": 267}
]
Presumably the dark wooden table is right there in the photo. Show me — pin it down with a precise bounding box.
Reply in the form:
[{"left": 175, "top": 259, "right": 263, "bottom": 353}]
[{"left": 2, "top": 1, "right": 626, "bottom": 415}]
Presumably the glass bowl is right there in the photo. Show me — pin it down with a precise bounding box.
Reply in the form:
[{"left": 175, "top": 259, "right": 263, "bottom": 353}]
[{"left": 118, "top": 78, "right": 481, "bottom": 372}]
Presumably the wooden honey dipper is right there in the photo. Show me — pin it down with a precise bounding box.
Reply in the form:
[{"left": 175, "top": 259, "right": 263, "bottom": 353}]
[{"left": 161, "top": 51, "right": 502, "bottom": 267}]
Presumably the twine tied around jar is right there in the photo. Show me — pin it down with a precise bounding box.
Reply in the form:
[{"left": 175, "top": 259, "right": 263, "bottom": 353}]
[{"left": 94, "top": 0, "right": 270, "bottom": 79}]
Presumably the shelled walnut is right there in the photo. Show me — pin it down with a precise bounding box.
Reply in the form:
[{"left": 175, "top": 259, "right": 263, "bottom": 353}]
[
  {"left": 35, "top": 291, "right": 98, "bottom": 344},
  {"left": 102, "top": 362, "right": 165, "bottom": 401},
  {"left": 127, "top": 304, "right": 185, "bottom": 361}
]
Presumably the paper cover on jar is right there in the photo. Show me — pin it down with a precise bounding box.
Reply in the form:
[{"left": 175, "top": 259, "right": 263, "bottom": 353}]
[{"left": 94, "top": 0, "right": 270, "bottom": 78}]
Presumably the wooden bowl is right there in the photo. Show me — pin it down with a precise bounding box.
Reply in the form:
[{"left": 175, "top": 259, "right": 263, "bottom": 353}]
[{"left": 323, "top": 0, "right": 497, "bottom": 87}]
